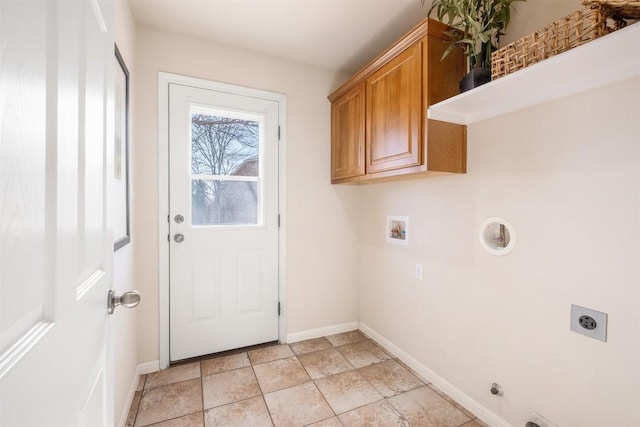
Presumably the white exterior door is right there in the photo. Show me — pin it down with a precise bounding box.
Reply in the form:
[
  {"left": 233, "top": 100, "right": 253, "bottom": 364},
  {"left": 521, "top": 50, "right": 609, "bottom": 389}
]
[
  {"left": 0, "top": 0, "right": 115, "bottom": 425},
  {"left": 169, "top": 83, "right": 280, "bottom": 362}
]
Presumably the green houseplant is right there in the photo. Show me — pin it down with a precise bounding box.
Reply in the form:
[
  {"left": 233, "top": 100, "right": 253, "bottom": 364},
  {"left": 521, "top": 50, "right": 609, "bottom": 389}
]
[{"left": 422, "top": 0, "right": 525, "bottom": 91}]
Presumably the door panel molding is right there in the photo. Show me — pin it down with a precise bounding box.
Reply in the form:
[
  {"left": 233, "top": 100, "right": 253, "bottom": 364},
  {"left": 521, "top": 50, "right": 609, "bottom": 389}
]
[{"left": 157, "top": 72, "right": 287, "bottom": 369}]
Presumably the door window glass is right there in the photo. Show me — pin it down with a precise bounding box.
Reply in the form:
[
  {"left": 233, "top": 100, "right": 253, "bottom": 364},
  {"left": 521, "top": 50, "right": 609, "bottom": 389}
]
[{"left": 190, "top": 108, "right": 262, "bottom": 226}]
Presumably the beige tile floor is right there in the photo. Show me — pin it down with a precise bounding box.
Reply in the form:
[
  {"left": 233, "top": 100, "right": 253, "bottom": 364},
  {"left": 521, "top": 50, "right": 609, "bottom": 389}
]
[{"left": 127, "top": 330, "right": 487, "bottom": 427}]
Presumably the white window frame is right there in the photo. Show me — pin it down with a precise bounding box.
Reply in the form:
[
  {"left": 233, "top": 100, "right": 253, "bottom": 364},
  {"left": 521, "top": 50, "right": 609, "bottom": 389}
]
[{"left": 188, "top": 105, "right": 265, "bottom": 228}]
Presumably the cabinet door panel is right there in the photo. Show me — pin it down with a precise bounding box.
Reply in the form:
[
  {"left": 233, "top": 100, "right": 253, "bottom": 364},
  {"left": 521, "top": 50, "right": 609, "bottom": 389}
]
[
  {"left": 366, "top": 42, "right": 422, "bottom": 174},
  {"left": 331, "top": 83, "right": 365, "bottom": 181}
]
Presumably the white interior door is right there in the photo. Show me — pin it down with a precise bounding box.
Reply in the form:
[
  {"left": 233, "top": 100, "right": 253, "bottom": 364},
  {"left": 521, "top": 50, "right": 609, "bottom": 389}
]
[
  {"left": 0, "top": 0, "right": 115, "bottom": 425},
  {"left": 169, "top": 83, "right": 280, "bottom": 362}
]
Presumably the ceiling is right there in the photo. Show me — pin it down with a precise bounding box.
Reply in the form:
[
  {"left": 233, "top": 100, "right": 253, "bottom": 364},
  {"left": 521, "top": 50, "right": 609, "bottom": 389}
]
[
  {"left": 128, "top": 0, "right": 433, "bottom": 74},
  {"left": 128, "top": 0, "right": 578, "bottom": 75}
]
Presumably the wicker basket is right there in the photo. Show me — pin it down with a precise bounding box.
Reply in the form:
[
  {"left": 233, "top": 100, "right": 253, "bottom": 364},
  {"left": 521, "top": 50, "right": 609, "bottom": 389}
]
[
  {"left": 492, "top": 4, "right": 626, "bottom": 80},
  {"left": 581, "top": 0, "right": 640, "bottom": 19}
]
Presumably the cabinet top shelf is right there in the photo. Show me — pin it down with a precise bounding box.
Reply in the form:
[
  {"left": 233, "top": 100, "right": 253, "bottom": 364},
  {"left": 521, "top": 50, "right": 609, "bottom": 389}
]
[{"left": 427, "top": 21, "right": 640, "bottom": 125}]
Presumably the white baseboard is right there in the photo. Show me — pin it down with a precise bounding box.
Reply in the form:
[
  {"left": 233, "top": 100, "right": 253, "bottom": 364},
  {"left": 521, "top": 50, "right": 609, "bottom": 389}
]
[
  {"left": 286, "top": 321, "right": 359, "bottom": 343},
  {"left": 117, "top": 361, "right": 160, "bottom": 427},
  {"left": 358, "top": 323, "right": 510, "bottom": 427},
  {"left": 137, "top": 360, "right": 160, "bottom": 375}
]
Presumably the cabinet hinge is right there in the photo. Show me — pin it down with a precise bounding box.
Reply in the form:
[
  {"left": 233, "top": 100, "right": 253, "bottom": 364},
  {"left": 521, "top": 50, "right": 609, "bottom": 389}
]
[
  {"left": 167, "top": 214, "right": 170, "bottom": 223},
  {"left": 278, "top": 126, "right": 281, "bottom": 140},
  {"left": 278, "top": 214, "right": 280, "bottom": 228},
  {"left": 167, "top": 234, "right": 170, "bottom": 242},
  {"left": 278, "top": 302, "right": 281, "bottom": 316}
]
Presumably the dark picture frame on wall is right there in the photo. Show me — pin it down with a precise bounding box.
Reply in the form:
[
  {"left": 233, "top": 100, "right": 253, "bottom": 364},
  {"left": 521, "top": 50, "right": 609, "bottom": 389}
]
[{"left": 114, "top": 44, "right": 131, "bottom": 251}]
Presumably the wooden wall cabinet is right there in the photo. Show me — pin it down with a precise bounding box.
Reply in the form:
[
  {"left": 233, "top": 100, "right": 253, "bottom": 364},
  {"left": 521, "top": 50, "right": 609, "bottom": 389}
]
[
  {"left": 329, "top": 18, "right": 467, "bottom": 184},
  {"left": 331, "top": 82, "right": 365, "bottom": 181}
]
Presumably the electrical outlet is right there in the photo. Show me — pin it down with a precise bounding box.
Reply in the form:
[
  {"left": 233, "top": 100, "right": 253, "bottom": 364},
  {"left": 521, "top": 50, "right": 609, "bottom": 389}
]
[
  {"left": 570, "top": 304, "right": 607, "bottom": 342},
  {"left": 415, "top": 264, "right": 423, "bottom": 280}
]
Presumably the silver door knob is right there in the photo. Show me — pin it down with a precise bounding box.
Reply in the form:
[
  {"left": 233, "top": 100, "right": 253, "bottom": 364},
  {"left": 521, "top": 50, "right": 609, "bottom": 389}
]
[
  {"left": 174, "top": 233, "right": 184, "bottom": 243},
  {"left": 174, "top": 214, "right": 184, "bottom": 223},
  {"left": 108, "top": 290, "right": 141, "bottom": 315}
]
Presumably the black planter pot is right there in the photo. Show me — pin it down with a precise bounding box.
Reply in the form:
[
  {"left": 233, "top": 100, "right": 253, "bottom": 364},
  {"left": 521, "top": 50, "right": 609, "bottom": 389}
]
[{"left": 459, "top": 67, "right": 492, "bottom": 93}]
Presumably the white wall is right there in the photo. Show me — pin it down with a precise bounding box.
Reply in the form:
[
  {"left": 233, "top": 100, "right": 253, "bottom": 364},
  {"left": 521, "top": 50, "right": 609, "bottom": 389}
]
[
  {"left": 133, "top": 25, "right": 361, "bottom": 363},
  {"left": 359, "top": 76, "right": 640, "bottom": 426},
  {"left": 113, "top": 0, "right": 138, "bottom": 424}
]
